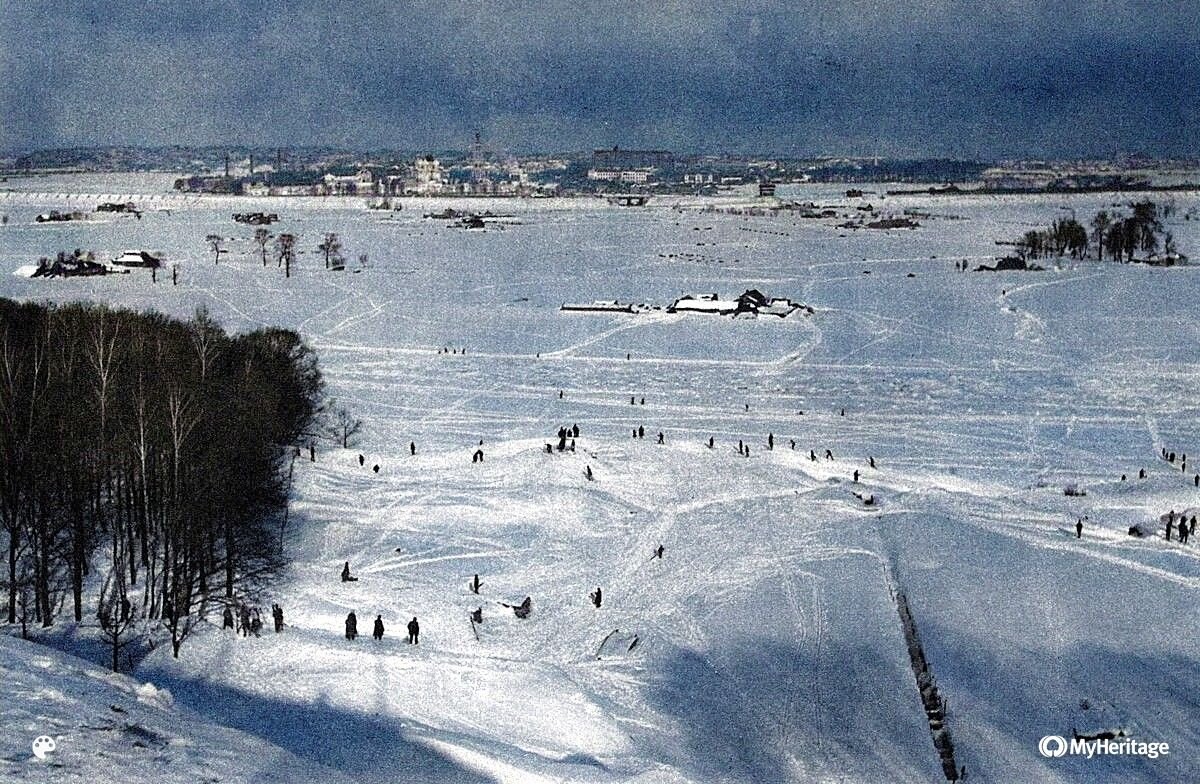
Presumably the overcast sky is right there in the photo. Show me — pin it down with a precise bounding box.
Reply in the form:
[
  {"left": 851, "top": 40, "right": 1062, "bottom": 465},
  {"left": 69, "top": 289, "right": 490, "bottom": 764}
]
[{"left": 1, "top": 0, "right": 1196, "bottom": 158}]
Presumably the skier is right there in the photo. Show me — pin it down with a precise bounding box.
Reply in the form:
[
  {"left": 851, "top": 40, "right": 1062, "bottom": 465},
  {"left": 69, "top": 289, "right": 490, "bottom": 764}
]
[
  {"left": 585, "top": 465, "right": 594, "bottom": 481},
  {"left": 272, "top": 603, "right": 284, "bottom": 633},
  {"left": 345, "top": 612, "right": 358, "bottom": 640},
  {"left": 652, "top": 544, "right": 664, "bottom": 560},
  {"left": 1075, "top": 519, "right": 1083, "bottom": 539},
  {"left": 470, "top": 607, "right": 483, "bottom": 624},
  {"left": 591, "top": 587, "right": 603, "bottom": 608},
  {"left": 341, "top": 561, "right": 358, "bottom": 582},
  {"left": 373, "top": 615, "right": 385, "bottom": 640},
  {"left": 470, "top": 573, "right": 482, "bottom": 594},
  {"left": 708, "top": 436, "right": 714, "bottom": 449},
  {"left": 512, "top": 597, "right": 532, "bottom": 619},
  {"left": 407, "top": 616, "right": 420, "bottom": 644},
  {"left": 738, "top": 439, "right": 744, "bottom": 455},
  {"left": 809, "top": 449, "right": 817, "bottom": 461},
  {"left": 869, "top": 456, "right": 876, "bottom": 469},
  {"left": 223, "top": 606, "right": 235, "bottom": 630},
  {"left": 825, "top": 449, "right": 834, "bottom": 460}
]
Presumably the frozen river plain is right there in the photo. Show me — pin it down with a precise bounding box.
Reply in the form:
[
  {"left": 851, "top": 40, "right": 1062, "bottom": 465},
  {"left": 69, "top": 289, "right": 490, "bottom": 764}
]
[{"left": 2, "top": 176, "right": 1199, "bottom": 783}]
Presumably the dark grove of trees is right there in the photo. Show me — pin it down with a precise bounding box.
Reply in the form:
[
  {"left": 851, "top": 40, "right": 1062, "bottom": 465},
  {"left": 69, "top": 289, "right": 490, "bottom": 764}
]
[
  {"left": 0, "top": 299, "right": 324, "bottom": 665},
  {"left": 1016, "top": 200, "right": 1176, "bottom": 263}
]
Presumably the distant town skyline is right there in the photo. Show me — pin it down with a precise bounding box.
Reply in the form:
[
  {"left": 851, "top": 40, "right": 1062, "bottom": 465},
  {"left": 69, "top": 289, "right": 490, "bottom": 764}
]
[{"left": 2, "top": 1, "right": 1196, "bottom": 158}]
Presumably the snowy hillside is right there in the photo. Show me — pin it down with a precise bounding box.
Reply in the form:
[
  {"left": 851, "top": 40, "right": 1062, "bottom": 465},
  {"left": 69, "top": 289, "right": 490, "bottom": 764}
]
[
  {"left": 2, "top": 178, "right": 1199, "bottom": 782},
  {"left": 0, "top": 633, "right": 356, "bottom": 783}
]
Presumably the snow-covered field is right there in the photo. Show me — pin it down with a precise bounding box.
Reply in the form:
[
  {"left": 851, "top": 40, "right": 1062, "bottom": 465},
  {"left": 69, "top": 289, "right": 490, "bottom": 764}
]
[{"left": 2, "top": 176, "right": 1199, "bottom": 783}]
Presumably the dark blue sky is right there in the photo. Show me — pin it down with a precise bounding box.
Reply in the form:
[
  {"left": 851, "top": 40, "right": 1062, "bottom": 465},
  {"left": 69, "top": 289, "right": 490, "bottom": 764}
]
[{"left": 2, "top": 0, "right": 1197, "bottom": 157}]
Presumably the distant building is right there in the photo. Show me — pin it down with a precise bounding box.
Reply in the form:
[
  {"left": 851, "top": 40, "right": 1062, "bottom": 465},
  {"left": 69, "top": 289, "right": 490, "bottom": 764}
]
[
  {"left": 592, "top": 146, "right": 673, "bottom": 169},
  {"left": 410, "top": 156, "right": 447, "bottom": 195},
  {"left": 587, "top": 168, "right": 653, "bottom": 184}
]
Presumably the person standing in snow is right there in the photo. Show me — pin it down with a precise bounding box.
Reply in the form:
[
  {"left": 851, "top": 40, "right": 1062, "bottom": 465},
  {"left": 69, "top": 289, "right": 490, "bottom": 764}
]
[
  {"left": 652, "top": 544, "right": 664, "bottom": 560},
  {"left": 240, "top": 604, "right": 252, "bottom": 637},
  {"left": 853, "top": 469, "right": 860, "bottom": 483},
  {"left": 223, "top": 606, "right": 234, "bottom": 630},
  {"left": 638, "top": 425, "right": 645, "bottom": 439},
  {"left": 1075, "top": 519, "right": 1083, "bottom": 539},
  {"left": 768, "top": 433, "right": 774, "bottom": 450},
  {"left": 407, "top": 617, "right": 420, "bottom": 644},
  {"left": 410, "top": 441, "right": 416, "bottom": 456},
  {"left": 708, "top": 436, "right": 715, "bottom": 449},
  {"left": 359, "top": 454, "right": 365, "bottom": 466},
  {"left": 585, "top": 465, "right": 594, "bottom": 480},
  {"left": 272, "top": 604, "right": 284, "bottom": 633},
  {"left": 591, "top": 587, "right": 603, "bottom": 608},
  {"left": 345, "top": 612, "right": 358, "bottom": 640},
  {"left": 341, "top": 561, "right": 358, "bottom": 582},
  {"left": 657, "top": 432, "right": 665, "bottom": 444},
  {"left": 373, "top": 615, "right": 385, "bottom": 640}
]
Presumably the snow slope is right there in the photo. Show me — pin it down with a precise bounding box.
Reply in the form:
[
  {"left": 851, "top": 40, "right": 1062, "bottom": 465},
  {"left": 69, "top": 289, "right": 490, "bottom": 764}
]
[
  {"left": 0, "top": 633, "right": 359, "bottom": 783},
  {"left": 2, "top": 178, "right": 1199, "bottom": 782}
]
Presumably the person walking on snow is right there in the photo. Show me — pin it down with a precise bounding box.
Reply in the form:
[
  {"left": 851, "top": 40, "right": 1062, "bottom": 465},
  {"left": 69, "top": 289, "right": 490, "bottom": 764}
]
[
  {"left": 373, "top": 615, "right": 385, "bottom": 640},
  {"left": 407, "top": 617, "right": 420, "bottom": 644},
  {"left": 1075, "top": 519, "right": 1083, "bottom": 539},
  {"left": 345, "top": 612, "right": 358, "bottom": 640}
]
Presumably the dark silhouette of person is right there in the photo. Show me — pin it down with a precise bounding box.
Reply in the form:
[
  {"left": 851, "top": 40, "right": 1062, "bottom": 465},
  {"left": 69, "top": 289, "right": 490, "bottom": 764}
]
[
  {"left": 513, "top": 597, "right": 532, "bottom": 619},
  {"left": 223, "top": 606, "right": 234, "bottom": 629},
  {"left": 473, "top": 449, "right": 484, "bottom": 463},
  {"left": 638, "top": 425, "right": 645, "bottom": 439},
  {"left": 1139, "top": 468, "right": 1146, "bottom": 479},
  {"left": 825, "top": 449, "right": 834, "bottom": 460},
  {"left": 708, "top": 436, "right": 714, "bottom": 449},
  {"left": 407, "top": 617, "right": 420, "bottom": 644},
  {"left": 410, "top": 441, "right": 416, "bottom": 456},
  {"left": 1075, "top": 519, "right": 1083, "bottom": 539},
  {"left": 853, "top": 470, "right": 860, "bottom": 483},
  {"left": 309, "top": 444, "right": 316, "bottom": 462},
  {"left": 585, "top": 465, "right": 593, "bottom": 480},
  {"left": 657, "top": 432, "right": 664, "bottom": 444},
  {"left": 240, "top": 605, "right": 251, "bottom": 637},
  {"left": 272, "top": 603, "right": 284, "bottom": 633},
  {"left": 373, "top": 615, "right": 385, "bottom": 640},
  {"left": 768, "top": 433, "right": 774, "bottom": 450},
  {"left": 341, "top": 561, "right": 358, "bottom": 582},
  {"left": 346, "top": 612, "right": 358, "bottom": 640},
  {"left": 373, "top": 464, "right": 380, "bottom": 473},
  {"left": 653, "top": 544, "right": 664, "bottom": 560},
  {"left": 470, "top": 607, "right": 483, "bottom": 624},
  {"left": 869, "top": 456, "right": 876, "bottom": 468},
  {"left": 591, "top": 587, "right": 602, "bottom": 608},
  {"left": 359, "top": 454, "right": 365, "bottom": 466},
  {"left": 572, "top": 424, "right": 580, "bottom": 438}
]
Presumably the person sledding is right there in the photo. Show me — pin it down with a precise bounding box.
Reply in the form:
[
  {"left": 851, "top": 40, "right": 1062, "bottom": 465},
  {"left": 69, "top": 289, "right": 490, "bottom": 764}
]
[
  {"left": 341, "top": 561, "right": 359, "bottom": 582},
  {"left": 500, "top": 596, "right": 533, "bottom": 618}
]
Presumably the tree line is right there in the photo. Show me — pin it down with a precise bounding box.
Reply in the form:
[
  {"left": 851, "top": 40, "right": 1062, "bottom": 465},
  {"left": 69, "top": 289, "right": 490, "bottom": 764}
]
[
  {"left": 1016, "top": 200, "right": 1178, "bottom": 262},
  {"left": 0, "top": 299, "right": 325, "bottom": 666}
]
